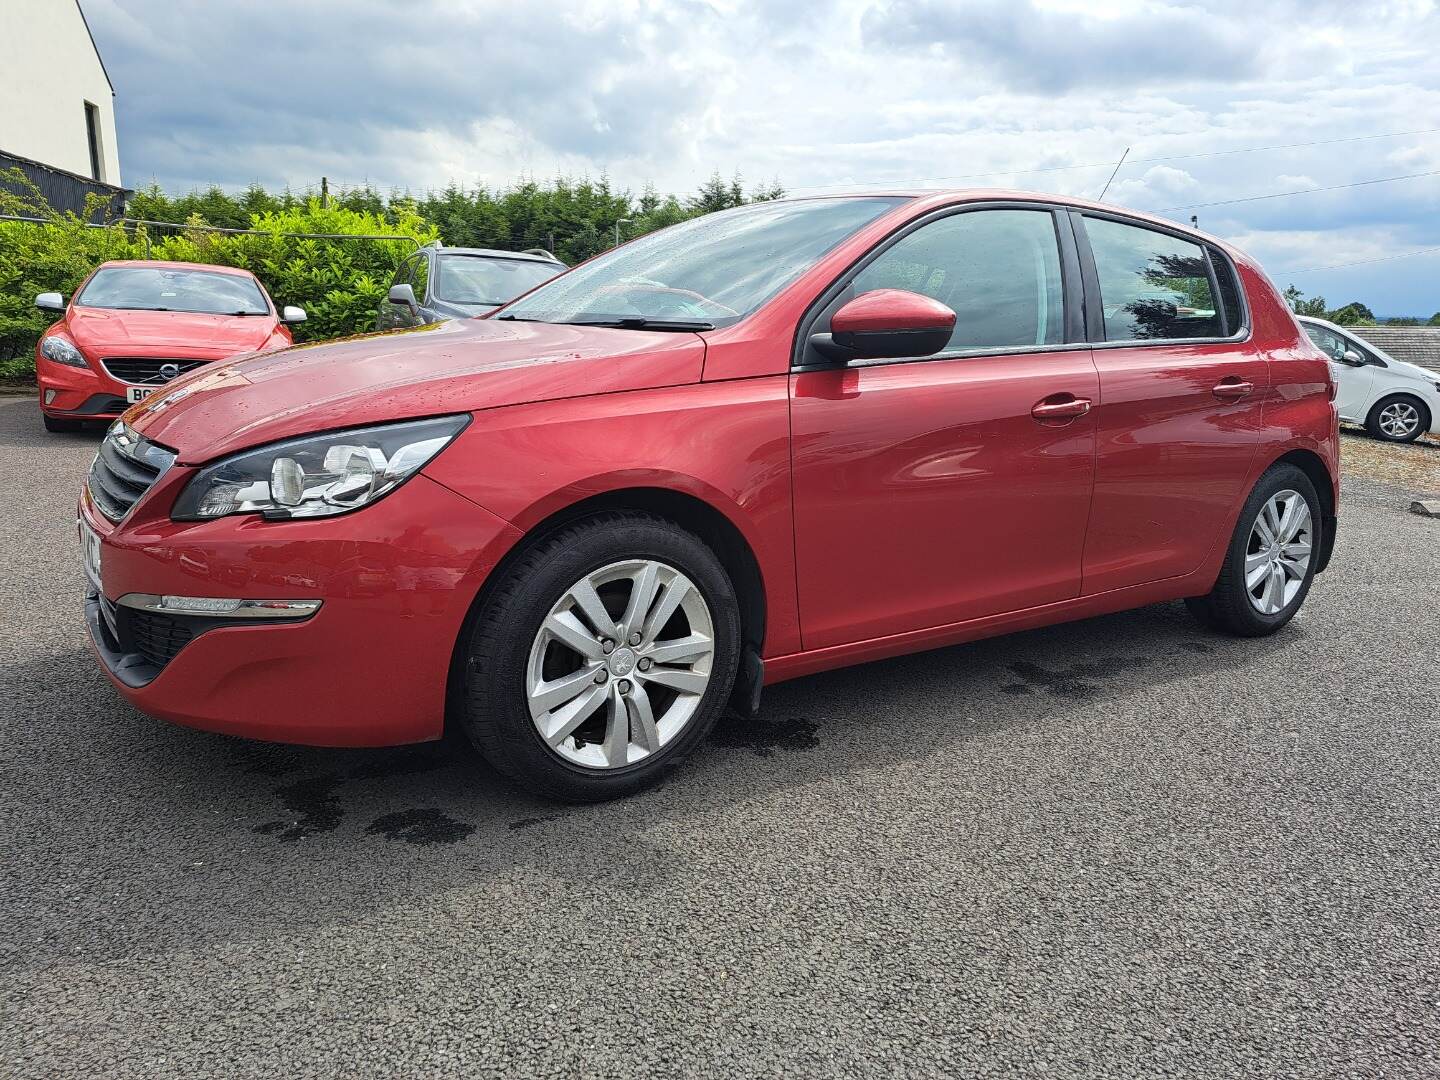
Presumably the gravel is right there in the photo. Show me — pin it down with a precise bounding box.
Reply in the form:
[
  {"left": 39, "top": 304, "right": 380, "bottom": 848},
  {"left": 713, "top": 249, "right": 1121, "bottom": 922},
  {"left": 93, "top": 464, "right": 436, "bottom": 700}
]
[{"left": 1, "top": 396, "right": 1437, "bottom": 1079}]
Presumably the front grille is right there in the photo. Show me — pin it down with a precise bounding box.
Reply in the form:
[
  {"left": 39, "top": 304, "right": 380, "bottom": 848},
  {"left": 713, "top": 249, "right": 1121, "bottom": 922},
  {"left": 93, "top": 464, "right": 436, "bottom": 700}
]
[
  {"left": 100, "top": 357, "right": 208, "bottom": 385},
  {"left": 87, "top": 423, "right": 176, "bottom": 521},
  {"left": 127, "top": 608, "right": 196, "bottom": 666}
]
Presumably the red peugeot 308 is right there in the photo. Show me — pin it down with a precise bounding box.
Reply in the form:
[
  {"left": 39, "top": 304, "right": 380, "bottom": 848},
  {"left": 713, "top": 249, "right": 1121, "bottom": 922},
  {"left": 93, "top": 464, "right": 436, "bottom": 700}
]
[
  {"left": 36, "top": 260, "right": 304, "bottom": 432},
  {"left": 80, "top": 191, "right": 1338, "bottom": 801}
]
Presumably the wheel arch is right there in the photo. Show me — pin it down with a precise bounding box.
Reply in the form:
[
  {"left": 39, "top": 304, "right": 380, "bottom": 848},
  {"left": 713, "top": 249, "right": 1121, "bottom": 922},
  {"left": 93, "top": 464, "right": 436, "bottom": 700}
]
[
  {"left": 1272, "top": 447, "right": 1337, "bottom": 574},
  {"left": 445, "top": 485, "right": 769, "bottom": 730}
]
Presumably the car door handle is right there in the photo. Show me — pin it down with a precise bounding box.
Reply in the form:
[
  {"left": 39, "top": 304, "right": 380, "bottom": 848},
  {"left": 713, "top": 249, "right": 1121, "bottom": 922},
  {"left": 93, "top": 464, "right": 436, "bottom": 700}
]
[
  {"left": 1031, "top": 395, "right": 1092, "bottom": 421},
  {"left": 1212, "top": 378, "right": 1254, "bottom": 400}
]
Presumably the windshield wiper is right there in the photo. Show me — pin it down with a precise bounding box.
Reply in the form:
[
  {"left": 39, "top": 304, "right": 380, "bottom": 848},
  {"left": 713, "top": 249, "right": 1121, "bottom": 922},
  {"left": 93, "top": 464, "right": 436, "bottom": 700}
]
[{"left": 569, "top": 317, "right": 715, "bottom": 332}]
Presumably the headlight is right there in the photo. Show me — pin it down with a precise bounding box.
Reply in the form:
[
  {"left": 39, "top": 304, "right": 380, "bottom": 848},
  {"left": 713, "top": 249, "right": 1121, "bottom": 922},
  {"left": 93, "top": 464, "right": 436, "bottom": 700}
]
[
  {"left": 171, "top": 415, "right": 470, "bottom": 521},
  {"left": 40, "top": 334, "right": 87, "bottom": 368}
]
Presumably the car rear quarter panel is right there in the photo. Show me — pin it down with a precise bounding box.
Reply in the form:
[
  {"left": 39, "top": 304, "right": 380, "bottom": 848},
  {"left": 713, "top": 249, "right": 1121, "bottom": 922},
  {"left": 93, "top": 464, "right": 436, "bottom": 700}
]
[
  {"left": 1237, "top": 260, "right": 1340, "bottom": 507},
  {"left": 423, "top": 377, "right": 801, "bottom": 658}
]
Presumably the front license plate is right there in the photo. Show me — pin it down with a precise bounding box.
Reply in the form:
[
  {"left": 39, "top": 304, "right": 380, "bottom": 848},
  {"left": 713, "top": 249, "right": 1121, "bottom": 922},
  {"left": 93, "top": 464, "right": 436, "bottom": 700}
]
[
  {"left": 125, "top": 386, "right": 155, "bottom": 404},
  {"left": 80, "top": 519, "right": 103, "bottom": 595}
]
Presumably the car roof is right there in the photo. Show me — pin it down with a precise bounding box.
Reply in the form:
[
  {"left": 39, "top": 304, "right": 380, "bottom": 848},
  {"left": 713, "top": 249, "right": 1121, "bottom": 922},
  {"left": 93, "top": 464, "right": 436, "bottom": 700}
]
[
  {"left": 95, "top": 259, "right": 258, "bottom": 278},
  {"left": 425, "top": 246, "right": 564, "bottom": 266}
]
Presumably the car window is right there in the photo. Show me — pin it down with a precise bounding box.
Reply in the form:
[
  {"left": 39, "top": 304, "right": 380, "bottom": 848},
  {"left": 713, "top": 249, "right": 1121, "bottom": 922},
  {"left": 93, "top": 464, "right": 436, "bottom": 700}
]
[
  {"left": 501, "top": 196, "right": 906, "bottom": 328},
  {"left": 1304, "top": 324, "right": 1349, "bottom": 361},
  {"left": 435, "top": 255, "right": 559, "bottom": 306},
  {"left": 77, "top": 267, "right": 269, "bottom": 315},
  {"left": 1210, "top": 246, "right": 1245, "bottom": 335},
  {"left": 412, "top": 255, "right": 430, "bottom": 304},
  {"left": 1084, "top": 217, "right": 1223, "bottom": 341},
  {"left": 849, "top": 209, "right": 1064, "bottom": 352}
]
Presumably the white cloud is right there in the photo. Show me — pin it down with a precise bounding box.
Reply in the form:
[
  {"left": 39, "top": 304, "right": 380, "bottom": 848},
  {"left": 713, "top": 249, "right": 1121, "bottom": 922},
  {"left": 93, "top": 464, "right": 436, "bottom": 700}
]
[{"left": 81, "top": 0, "right": 1440, "bottom": 312}]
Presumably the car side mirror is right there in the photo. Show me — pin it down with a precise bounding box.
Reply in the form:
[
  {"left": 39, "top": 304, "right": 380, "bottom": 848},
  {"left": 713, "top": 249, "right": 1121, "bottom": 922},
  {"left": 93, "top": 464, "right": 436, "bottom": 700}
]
[
  {"left": 387, "top": 283, "right": 419, "bottom": 314},
  {"left": 35, "top": 292, "right": 65, "bottom": 312},
  {"left": 810, "top": 289, "right": 956, "bottom": 362},
  {"left": 281, "top": 305, "right": 307, "bottom": 324},
  {"left": 1340, "top": 349, "right": 1365, "bottom": 366}
]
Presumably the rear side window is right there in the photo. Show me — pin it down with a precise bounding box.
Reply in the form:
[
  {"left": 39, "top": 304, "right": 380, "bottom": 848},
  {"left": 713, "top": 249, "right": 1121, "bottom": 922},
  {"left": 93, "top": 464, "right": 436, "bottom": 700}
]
[
  {"left": 850, "top": 209, "right": 1064, "bottom": 353},
  {"left": 1209, "top": 246, "right": 1245, "bottom": 335},
  {"left": 1084, "top": 217, "right": 1223, "bottom": 341}
]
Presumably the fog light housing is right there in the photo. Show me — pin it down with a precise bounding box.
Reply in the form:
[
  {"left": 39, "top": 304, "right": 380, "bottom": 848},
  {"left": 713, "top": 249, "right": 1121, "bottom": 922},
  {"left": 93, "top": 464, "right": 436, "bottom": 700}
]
[
  {"left": 44, "top": 389, "right": 57, "bottom": 405},
  {"left": 117, "top": 594, "right": 321, "bottom": 619}
]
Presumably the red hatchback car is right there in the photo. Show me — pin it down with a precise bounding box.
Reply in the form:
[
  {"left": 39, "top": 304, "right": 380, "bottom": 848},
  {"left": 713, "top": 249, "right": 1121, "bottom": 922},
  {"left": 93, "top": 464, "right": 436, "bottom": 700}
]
[
  {"left": 36, "top": 260, "right": 304, "bottom": 432},
  {"left": 79, "top": 191, "right": 1338, "bottom": 801}
]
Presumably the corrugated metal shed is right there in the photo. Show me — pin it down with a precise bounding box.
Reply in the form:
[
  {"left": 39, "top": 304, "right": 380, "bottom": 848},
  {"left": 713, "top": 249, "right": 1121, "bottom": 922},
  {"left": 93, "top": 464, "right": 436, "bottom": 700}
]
[
  {"left": 0, "top": 149, "right": 127, "bottom": 220},
  {"left": 1349, "top": 326, "right": 1440, "bottom": 374}
]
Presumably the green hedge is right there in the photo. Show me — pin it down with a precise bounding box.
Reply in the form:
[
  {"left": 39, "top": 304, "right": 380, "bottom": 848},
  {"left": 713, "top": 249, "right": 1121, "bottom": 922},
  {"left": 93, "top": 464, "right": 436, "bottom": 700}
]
[{"left": 0, "top": 168, "right": 436, "bottom": 377}]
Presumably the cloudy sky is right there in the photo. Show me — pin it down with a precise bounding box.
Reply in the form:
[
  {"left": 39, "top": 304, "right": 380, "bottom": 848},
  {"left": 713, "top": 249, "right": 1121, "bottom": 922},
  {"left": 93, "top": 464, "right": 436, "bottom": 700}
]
[{"left": 85, "top": 0, "right": 1440, "bottom": 314}]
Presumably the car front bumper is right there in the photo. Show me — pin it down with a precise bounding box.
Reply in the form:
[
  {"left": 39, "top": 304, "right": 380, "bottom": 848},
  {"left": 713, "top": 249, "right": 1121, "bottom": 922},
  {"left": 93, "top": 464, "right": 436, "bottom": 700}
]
[{"left": 79, "top": 470, "right": 522, "bottom": 747}]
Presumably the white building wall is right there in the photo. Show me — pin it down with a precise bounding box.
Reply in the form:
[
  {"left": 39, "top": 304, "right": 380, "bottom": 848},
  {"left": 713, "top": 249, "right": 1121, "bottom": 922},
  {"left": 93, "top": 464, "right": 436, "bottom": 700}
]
[{"left": 0, "top": 0, "right": 121, "bottom": 184}]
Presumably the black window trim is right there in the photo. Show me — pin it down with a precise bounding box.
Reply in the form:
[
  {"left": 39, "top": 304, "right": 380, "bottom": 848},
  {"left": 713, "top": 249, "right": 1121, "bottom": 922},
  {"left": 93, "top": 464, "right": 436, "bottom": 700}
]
[
  {"left": 791, "top": 199, "right": 1088, "bottom": 372},
  {"left": 1070, "top": 209, "right": 1252, "bottom": 350}
]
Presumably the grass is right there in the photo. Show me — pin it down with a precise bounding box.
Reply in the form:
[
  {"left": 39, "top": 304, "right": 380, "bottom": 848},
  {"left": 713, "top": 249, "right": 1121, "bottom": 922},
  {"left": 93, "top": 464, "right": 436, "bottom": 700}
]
[{"left": 1340, "top": 427, "right": 1440, "bottom": 494}]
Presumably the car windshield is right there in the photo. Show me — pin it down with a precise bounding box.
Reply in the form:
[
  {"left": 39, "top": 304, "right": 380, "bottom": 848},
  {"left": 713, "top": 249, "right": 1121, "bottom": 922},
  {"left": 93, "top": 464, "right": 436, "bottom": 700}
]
[
  {"left": 435, "top": 255, "right": 562, "bottom": 306},
  {"left": 78, "top": 267, "right": 269, "bottom": 315},
  {"left": 498, "top": 196, "right": 906, "bottom": 328}
]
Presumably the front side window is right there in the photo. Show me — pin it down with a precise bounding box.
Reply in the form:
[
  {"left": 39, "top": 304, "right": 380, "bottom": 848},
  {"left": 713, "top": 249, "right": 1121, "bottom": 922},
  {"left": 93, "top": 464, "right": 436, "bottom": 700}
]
[
  {"left": 1304, "top": 324, "right": 1349, "bottom": 361},
  {"left": 77, "top": 267, "right": 268, "bottom": 315},
  {"left": 436, "top": 256, "right": 559, "bottom": 306},
  {"left": 849, "top": 209, "right": 1064, "bottom": 352},
  {"left": 1085, "top": 217, "right": 1222, "bottom": 341},
  {"left": 501, "top": 196, "right": 906, "bottom": 328}
]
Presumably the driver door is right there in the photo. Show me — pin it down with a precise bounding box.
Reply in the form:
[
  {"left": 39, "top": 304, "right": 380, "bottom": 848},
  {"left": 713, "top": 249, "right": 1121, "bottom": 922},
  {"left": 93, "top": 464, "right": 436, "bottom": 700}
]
[
  {"left": 789, "top": 207, "right": 1098, "bottom": 649},
  {"left": 1305, "top": 323, "right": 1372, "bottom": 420}
]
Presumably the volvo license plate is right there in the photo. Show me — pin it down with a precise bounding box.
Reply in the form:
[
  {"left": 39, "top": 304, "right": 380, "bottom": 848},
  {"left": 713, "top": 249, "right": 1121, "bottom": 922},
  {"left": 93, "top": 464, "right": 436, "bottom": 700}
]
[
  {"left": 125, "top": 386, "right": 155, "bottom": 404},
  {"left": 80, "top": 519, "right": 103, "bottom": 595}
]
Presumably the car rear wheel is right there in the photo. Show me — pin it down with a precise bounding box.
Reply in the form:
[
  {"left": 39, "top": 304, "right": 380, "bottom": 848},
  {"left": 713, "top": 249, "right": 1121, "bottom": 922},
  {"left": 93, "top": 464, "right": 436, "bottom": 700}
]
[
  {"left": 1185, "top": 463, "right": 1321, "bottom": 637},
  {"left": 1365, "top": 394, "right": 1429, "bottom": 443},
  {"left": 42, "top": 414, "right": 84, "bottom": 433},
  {"left": 459, "top": 512, "right": 741, "bottom": 802}
]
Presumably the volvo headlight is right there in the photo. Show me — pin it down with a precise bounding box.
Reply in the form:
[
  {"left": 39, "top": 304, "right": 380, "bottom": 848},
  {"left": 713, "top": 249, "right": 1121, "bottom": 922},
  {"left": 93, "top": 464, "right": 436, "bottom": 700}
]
[
  {"left": 172, "top": 415, "right": 470, "bottom": 521},
  {"left": 40, "top": 334, "right": 87, "bottom": 368}
]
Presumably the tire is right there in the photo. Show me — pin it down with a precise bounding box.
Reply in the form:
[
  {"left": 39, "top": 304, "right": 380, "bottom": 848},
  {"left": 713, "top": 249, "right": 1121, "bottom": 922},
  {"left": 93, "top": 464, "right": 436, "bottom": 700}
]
[
  {"left": 1365, "top": 394, "right": 1429, "bottom": 443},
  {"left": 459, "top": 512, "right": 741, "bottom": 802},
  {"left": 42, "top": 414, "right": 83, "bottom": 433},
  {"left": 1185, "top": 463, "right": 1322, "bottom": 637}
]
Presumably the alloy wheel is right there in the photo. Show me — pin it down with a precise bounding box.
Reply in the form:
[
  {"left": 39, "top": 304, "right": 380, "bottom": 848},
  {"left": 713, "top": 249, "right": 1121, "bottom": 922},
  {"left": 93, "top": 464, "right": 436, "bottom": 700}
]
[
  {"left": 1245, "top": 489, "right": 1313, "bottom": 615},
  {"left": 1377, "top": 401, "right": 1421, "bottom": 439},
  {"left": 525, "top": 559, "right": 715, "bottom": 769}
]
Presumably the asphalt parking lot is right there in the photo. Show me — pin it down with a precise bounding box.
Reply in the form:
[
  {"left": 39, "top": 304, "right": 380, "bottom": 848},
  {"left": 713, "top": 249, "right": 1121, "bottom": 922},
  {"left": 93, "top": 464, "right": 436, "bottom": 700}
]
[{"left": 1, "top": 394, "right": 1437, "bottom": 1079}]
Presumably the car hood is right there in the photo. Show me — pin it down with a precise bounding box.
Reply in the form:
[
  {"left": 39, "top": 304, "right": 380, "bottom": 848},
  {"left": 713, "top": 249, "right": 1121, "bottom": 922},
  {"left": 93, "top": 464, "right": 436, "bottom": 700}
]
[
  {"left": 67, "top": 307, "right": 278, "bottom": 356},
  {"left": 1384, "top": 358, "right": 1440, "bottom": 387},
  {"left": 125, "top": 317, "right": 706, "bottom": 464}
]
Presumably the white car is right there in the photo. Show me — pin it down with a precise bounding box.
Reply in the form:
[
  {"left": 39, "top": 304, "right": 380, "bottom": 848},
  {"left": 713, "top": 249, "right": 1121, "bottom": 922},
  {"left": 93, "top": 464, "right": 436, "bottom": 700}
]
[{"left": 1298, "top": 316, "right": 1440, "bottom": 443}]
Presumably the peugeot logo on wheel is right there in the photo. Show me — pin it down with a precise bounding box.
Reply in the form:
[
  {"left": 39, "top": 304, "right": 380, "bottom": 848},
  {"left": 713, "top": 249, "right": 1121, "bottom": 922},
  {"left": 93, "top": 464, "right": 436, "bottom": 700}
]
[{"left": 159, "top": 363, "right": 181, "bottom": 381}]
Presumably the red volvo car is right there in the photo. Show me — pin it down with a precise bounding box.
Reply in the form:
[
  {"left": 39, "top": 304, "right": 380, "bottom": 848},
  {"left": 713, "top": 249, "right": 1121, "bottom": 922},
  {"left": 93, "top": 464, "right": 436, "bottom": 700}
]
[
  {"left": 36, "top": 260, "right": 304, "bottom": 432},
  {"left": 79, "top": 192, "right": 1338, "bottom": 801}
]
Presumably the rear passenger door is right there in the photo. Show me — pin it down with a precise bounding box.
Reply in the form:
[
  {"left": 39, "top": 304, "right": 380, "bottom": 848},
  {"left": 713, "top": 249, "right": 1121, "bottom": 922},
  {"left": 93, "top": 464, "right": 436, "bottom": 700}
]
[{"left": 1074, "top": 213, "right": 1268, "bottom": 594}]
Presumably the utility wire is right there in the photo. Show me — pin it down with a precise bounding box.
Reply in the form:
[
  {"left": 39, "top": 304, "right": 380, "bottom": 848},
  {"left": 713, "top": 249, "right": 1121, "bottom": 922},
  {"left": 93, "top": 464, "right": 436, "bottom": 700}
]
[
  {"left": 787, "top": 126, "right": 1440, "bottom": 193},
  {"left": 1159, "top": 168, "right": 1440, "bottom": 211},
  {"left": 1283, "top": 244, "right": 1440, "bottom": 274}
]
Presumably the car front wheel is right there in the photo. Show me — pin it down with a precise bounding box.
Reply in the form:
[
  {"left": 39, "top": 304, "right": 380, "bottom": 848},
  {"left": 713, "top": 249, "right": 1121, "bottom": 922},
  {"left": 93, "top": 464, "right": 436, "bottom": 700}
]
[
  {"left": 459, "top": 512, "right": 741, "bottom": 802},
  {"left": 1186, "top": 463, "right": 1322, "bottom": 637},
  {"left": 1366, "top": 394, "right": 1430, "bottom": 443}
]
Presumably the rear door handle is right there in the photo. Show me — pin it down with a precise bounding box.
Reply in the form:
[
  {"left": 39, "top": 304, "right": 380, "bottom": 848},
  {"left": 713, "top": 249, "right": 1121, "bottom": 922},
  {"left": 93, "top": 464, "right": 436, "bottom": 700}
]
[
  {"left": 1212, "top": 378, "right": 1254, "bottom": 400},
  {"left": 1031, "top": 395, "right": 1092, "bottom": 421}
]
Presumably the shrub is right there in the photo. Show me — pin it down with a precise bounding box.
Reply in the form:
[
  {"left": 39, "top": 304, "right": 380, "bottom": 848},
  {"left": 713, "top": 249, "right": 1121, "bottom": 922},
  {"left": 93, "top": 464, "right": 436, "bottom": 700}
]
[{"left": 0, "top": 170, "right": 434, "bottom": 374}]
